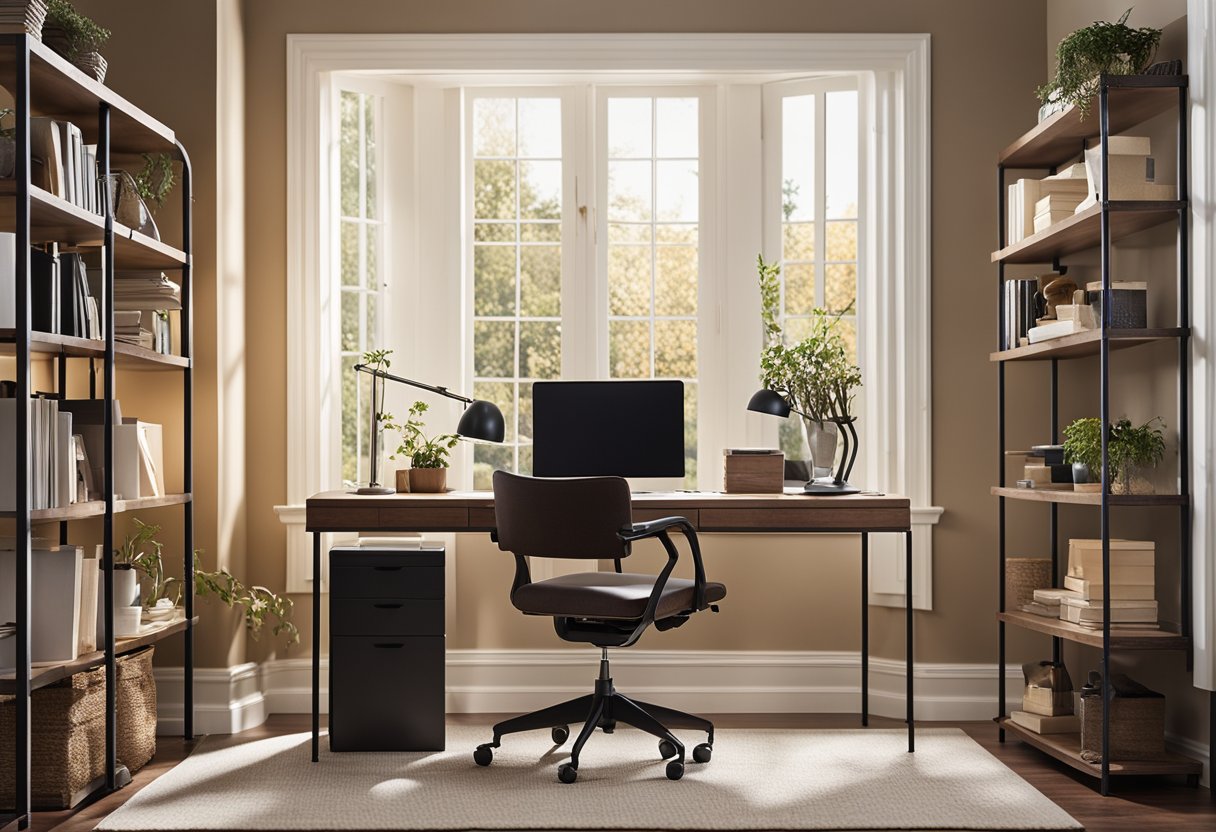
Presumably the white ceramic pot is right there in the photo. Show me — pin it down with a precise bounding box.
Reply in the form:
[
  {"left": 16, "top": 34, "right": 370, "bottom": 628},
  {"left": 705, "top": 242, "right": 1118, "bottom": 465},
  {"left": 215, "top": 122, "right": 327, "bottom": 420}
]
[{"left": 96, "top": 565, "right": 141, "bottom": 641}]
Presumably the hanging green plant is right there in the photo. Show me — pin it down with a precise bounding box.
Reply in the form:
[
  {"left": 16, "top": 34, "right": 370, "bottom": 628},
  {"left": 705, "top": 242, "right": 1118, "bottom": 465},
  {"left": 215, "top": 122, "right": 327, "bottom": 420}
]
[
  {"left": 134, "top": 153, "right": 176, "bottom": 211},
  {"left": 1038, "top": 9, "right": 1161, "bottom": 120}
]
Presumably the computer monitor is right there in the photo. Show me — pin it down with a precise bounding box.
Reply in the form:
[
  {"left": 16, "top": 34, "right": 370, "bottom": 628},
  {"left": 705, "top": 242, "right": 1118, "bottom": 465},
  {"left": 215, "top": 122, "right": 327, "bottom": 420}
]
[{"left": 531, "top": 380, "right": 685, "bottom": 479}]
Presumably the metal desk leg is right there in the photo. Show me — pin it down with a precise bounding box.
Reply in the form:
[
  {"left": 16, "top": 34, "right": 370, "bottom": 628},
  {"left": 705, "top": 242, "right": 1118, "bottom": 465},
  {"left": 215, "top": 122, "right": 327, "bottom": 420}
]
[
  {"left": 906, "top": 529, "right": 914, "bottom": 752},
  {"left": 861, "top": 532, "right": 868, "bottom": 727},
  {"left": 312, "top": 532, "right": 321, "bottom": 762}
]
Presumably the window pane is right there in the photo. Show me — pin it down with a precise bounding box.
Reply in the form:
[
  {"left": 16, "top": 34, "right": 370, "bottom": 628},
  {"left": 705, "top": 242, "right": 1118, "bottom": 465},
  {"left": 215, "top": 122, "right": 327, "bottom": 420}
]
[
  {"left": 608, "top": 223, "right": 651, "bottom": 244},
  {"left": 474, "top": 320, "right": 516, "bottom": 378},
  {"left": 682, "top": 383, "right": 697, "bottom": 489},
  {"left": 826, "top": 90, "right": 859, "bottom": 219},
  {"left": 656, "top": 160, "right": 698, "bottom": 222},
  {"left": 341, "top": 354, "right": 359, "bottom": 484},
  {"left": 339, "top": 91, "right": 359, "bottom": 218},
  {"left": 363, "top": 94, "right": 377, "bottom": 220},
  {"left": 780, "top": 416, "right": 808, "bottom": 461},
  {"left": 520, "top": 246, "right": 561, "bottom": 318},
  {"left": 474, "top": 160, "right": 517, "bottom": 220},
  {"left": 474, "top": 222, "right": 516, "bottom": 242},
  {"left": 608, "top": 98, "right": 651, "bottom": 158},
  {"left": 608, "top": 160, "right": 652, "bottom": 222},
  {"left": 826, "top": 220, "right": 857, "bottom": 262},
  {"left": 517, "top": 444, "right": 533, "bottom": 477},
  {"left": 654, "top": 319, "right": 697, "bottom": 377},
  {"left": 609, "top": 320, "right": 651, "bottom": 378},
  {"left": 473, "top": 98, "right": 515, "bottom": 157},
  {"left": 474, "top": 381, "right": 516, "bottom": 443},
  {"left": 518, "top": 98, "right": 561, "bottom": 158},
  {"left": 517, "top": 383, "right": 535, "bottom": 443},
  {"left": 655, "top": 224, "right": 697, "bottom": 245},
  {"left": 784, "top": 263, "right": 816, "bottom": 315},
  {"left": 340, "top": 291, "right": 359, "bottom": 352},
  {"left": 519, "top": 160, "right": 561, "bottom": 220},
  {"left": 365, "top": 224, "right": 379, "bottom": 290},
  {"left": 654, "top": 246, "right": 696, "bottom": 316},
  {"left": 340, "top": 221, "right": 358, "bottom": 286},
  {"left": 608, "top": 245, "right": 651, "bottom": 316},
  {"left": 783, "top": 222, "right": 815, "bottom": 261},
  {"left": 825, "top": 263, "right": 857, "bottom": 314},
  {"left": 366, "top": 291, "right": 379, "bottom": 346},
  {"left": 656, "top": 97, "right": 698, "bottom": 158},
  {"left": 781, "top": 94, "right": 814, "bottom": 222},
  {"left": 519, "top": 321, "right": 561, "bottom": 379},
  {"left": 474, "top": 442, "right": 513, "bottom": 490},
  {"left": 474, "top": 245, "right": 517, "bottom": 317},
  {"left": 520, "top": 222, "right": 560, "bottom": 242}
]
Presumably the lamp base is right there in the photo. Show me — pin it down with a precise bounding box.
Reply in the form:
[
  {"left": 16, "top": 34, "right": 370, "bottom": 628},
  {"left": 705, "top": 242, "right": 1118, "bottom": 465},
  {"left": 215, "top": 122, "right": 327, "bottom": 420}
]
[
  {"left": 803, "top": 480, "right": 861, "bottom": 496},
  {"left": 355, "top": 485, "right": 396, "bottom": 495}
]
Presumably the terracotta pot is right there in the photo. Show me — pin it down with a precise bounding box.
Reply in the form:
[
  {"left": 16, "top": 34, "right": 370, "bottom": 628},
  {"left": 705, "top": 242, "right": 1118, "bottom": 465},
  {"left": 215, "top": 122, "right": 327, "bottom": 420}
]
[
  {"left": 394, "top": 469, "right": 411, "bottom": 493},
  {"left": 408, "top": 467, "right": 448, "bottom": 493}
]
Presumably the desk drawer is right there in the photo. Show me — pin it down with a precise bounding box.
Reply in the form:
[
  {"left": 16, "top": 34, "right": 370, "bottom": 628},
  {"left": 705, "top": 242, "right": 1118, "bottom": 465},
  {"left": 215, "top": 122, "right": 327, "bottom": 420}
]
[
  {"left": 331, "top": 599, "right": 444, "bottom": 636},
  {"left": 330, "top": 565, "right": 444, "bottom": 599},
  {"left": 330, "top": 636, "right": 444, "bottom": 751},
  {"left": 698, "top": 507, "right": 910, "bottom": 532}
]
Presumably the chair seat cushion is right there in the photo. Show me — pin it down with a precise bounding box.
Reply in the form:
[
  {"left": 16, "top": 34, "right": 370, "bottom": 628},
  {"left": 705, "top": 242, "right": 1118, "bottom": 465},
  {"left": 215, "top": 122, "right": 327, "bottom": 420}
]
[{"left": 511, "top": 572, "right": 726, "bottom": 620}]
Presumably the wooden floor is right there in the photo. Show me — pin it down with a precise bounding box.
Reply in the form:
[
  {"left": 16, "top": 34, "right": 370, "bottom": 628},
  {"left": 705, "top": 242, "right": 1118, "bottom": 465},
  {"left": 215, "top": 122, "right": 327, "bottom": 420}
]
[{"left": 10, "top": 714, "right": 1213, "bottom": 832}]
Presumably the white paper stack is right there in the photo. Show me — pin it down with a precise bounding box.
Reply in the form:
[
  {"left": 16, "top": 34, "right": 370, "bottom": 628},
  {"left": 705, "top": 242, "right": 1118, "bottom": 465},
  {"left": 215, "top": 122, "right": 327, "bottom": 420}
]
[{"left": 113, "top": 272, "right": 181, "bottom": 311}]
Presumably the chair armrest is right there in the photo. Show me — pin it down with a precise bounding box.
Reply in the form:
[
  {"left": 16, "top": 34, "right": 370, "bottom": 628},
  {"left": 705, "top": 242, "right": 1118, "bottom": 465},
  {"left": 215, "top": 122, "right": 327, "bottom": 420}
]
[
  {"left": 618, "top": 515, "right": 709, "bottom": 612},
  {"left": 619, "top": 515, "right": 695, "bottom": 542}
]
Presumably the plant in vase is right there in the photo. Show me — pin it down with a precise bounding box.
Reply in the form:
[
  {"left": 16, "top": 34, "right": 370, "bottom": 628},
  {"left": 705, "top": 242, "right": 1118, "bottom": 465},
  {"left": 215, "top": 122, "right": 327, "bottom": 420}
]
[
  {"left": 43, "top": 0, "right": 110, "bottom": 81},
  {"left": 756, "top": 254, "right": 862, "bottom": 484},
  {"left": 386, "top": 401, "right": 459, "bottom": 493},
  {"left": 1063, "top": 416, "right": 1166, "bottom": 495},
  {"left": 1038, "top": 9, "right": 1161, "bottom": 120}
]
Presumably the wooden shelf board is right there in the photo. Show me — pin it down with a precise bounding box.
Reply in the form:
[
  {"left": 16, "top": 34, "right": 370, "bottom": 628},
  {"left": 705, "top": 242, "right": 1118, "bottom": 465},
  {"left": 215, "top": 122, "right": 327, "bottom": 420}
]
[
  {"left": 990, "top": 328, "right": 1186, "bottom": 362},
  {"left": 1000, "top": 78, "right": 1186, "bottom": 168},
  {"left": 0, "top": 494, "right": 191, "bottom": 521},
  {"left": 998, "top": 610, "right": 1189, "bottom": 650},
  {"left": 991, "top": 486, "right": 1187, "bottom": 506},
  {"left": 992, "top": 201, "right": 1185, "bottom": 264},
  {"left": 115, "top": 224, "right": 188, "bottom": 270},
  {"left": 0, "top": 330, "right": 187, "bottom": 368},
  {"left": 1001, "top": 719, "right": 1202, "bottom": 777},
  {"left": 114, "top": 493, "right": 192, "bottom": 513},
  {"left": 0, "top": 36, "right": 176, "bottom": 153},
  {"left": 115, "top": 341, "right": 189, "bottom": 369},
  {"left": 0, "top": 615, "right": 196, "bottom": 695}
]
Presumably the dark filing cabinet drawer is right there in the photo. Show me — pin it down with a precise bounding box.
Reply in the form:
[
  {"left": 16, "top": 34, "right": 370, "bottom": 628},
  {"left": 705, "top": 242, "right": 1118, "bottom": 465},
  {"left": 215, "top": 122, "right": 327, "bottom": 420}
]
[{"left": 329, "top": 546, "right": 445, "bottom": 752}]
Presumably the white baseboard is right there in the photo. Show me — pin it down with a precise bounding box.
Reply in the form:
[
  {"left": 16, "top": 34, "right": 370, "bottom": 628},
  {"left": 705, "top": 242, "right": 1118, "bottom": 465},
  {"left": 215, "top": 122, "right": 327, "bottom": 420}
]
[{"left": 154, "top": 662, "right": 266, "bottom": 737}]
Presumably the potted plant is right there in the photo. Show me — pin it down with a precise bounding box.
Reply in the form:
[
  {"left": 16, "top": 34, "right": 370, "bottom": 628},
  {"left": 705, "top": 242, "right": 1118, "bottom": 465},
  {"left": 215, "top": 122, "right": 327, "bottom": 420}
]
[
  {"left": 756, "top": 255, "right": 861, "bottom": 477},
  {"left": 1063, "top": 416, "right": 1167, "bottom": 495},
  {"left": 43, "top": 0, "right": 110, "bottom": 81},
  {"left": 1038, "top": 9, "right": 1161, "bottom": 120},
  {"left": 388, "top": 401, "right": 459, "bottom": 493}
]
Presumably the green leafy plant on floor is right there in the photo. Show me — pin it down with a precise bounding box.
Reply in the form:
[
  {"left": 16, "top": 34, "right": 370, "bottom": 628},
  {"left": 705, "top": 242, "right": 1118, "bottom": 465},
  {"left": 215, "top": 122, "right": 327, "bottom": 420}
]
[
  {"left": 119, "top": 518, "right": 298, "bottom": 644},
  {"left": 1038, "top": 8, "right": 1161, "bottom": 119},
  {"left": 1063, "top": 416, "right": 1166, "bottom": 491},
  {"left": 45, "top": 0, "right": 110, "bottom": 60}
]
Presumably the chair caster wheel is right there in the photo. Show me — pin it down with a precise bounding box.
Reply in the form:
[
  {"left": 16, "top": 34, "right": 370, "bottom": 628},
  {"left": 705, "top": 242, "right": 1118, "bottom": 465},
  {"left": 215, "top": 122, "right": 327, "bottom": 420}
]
[
  {"left": 658, "top": 739, "right": 678, "bottom": 760},
  {"left": 600, "top": 719, "right": 616, "bottom": 734},
  {"left": 473, "top": 745, "right": 493, "bottom": 766},
  {"left": 666, "top": 760, "right": 685, "bottom": 781},
  {"left": 551, "top": 725, "right": 569, "bottom": 744},
  {"left": 558, "top": 763, "right": 578, "bottom": 784},
  {"left": 692, "top": 743, "right": 712, "bottom": 763}
]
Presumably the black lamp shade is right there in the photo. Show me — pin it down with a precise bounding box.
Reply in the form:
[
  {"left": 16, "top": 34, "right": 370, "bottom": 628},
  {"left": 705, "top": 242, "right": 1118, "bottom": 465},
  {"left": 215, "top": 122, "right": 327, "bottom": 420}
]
[
  {"left": 747, "top": 388, "right": 792, "bottom": 419},
  {"left": 457, "top": 399, "right": 506, "bottom": 443}
]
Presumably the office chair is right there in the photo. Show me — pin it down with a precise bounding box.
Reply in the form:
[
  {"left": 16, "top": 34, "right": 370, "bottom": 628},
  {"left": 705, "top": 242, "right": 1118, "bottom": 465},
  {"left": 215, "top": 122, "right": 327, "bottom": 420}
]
[{"left": 473, "top": 471, "right": 727, "bottom": 783}]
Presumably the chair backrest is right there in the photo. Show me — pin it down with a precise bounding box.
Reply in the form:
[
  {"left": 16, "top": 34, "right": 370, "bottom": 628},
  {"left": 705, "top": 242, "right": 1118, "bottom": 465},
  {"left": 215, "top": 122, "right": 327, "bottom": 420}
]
[{"left": 492, "top": 470, "right": 632, "bottom": 560}]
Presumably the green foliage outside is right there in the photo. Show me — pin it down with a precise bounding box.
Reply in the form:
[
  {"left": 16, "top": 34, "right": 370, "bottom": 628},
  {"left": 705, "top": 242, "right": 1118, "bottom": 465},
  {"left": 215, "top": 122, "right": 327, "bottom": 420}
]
[{"left": 1038, "top": 9, "right": 1161, "bottom": 119}]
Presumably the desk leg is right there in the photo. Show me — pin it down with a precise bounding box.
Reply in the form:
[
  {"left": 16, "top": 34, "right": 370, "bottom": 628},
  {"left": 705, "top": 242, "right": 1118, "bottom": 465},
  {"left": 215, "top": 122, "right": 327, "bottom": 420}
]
[
  {"left": 861, "top": 533, "right": 868, "bottom": 727},
  {"left": 312, "top": 532, "right": 320, "bottom": 763},
  {"left": 905, "top": 530, "right": 914, "bottom": 753}
]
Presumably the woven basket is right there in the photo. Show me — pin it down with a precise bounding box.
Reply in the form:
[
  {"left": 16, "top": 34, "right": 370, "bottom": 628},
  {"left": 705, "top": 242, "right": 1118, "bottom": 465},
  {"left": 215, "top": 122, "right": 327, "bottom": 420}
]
[
  {"left": 1079, "top": 693, "right": 1166, "bottom": 762},
  {"left": 41, "top": 24, "right": 107, "bottom": 82},
  {"left": 0, "top": 665, "right": 106, "bottom": 810},
  {"left": 116, "top": 647, "right": 157, "bottom": 773},
  {"left": 0, "top": 0, "right": 48, "bottom": 38},
  {"left": 1006, "top": 557, "right": 1052, "bottom": 608}
]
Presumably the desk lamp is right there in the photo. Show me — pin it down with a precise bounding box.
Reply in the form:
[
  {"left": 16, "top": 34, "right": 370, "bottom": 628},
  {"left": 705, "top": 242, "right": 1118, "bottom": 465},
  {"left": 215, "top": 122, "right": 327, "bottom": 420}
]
[
  {"left": 747, "top": 388, "right": 860, "bottom": 496},
  {"left": 353, "top": 364, "right": 505, "bottom": 495}
]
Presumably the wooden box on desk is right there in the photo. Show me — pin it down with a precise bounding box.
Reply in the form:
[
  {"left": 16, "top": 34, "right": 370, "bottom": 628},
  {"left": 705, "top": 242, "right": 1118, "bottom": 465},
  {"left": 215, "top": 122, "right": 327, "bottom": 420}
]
[{"left": 723, "top": 449, "right": 784, "bottom": 493}]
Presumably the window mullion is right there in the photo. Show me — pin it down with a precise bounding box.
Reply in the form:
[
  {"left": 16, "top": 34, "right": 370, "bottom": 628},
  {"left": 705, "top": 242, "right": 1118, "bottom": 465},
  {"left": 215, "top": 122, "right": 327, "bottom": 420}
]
[{"left": 815, "top": 92, "right": 827, "bottom": 311}]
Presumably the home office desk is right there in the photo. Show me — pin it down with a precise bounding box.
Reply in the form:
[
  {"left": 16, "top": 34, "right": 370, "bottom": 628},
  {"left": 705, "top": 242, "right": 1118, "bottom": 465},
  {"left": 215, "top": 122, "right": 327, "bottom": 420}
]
[{"left": 305, "top": 488, "right": 914, "bottom": 761}]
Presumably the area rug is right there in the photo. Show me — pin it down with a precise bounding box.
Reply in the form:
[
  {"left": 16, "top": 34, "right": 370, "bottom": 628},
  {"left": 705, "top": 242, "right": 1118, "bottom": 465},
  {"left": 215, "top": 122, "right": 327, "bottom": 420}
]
[{"left": 97, "top": 726, "right": 1081, "bottom": 831}]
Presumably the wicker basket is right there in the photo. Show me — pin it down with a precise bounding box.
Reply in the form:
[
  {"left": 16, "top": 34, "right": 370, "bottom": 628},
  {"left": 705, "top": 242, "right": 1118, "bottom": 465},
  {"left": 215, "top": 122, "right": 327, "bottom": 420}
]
[
  {"left": 41, "top": 23, "right": 107, "bottom": 82},
  {"left": 1079, "top": 684, "right": 1167, "bottom": 762},
  {"left": 0, "top": 665, "right": 106, "bottom": 810},
  {"left": 0, "top": 1, "right": 49, "bottom": 38},
  {"left": 116, "top": 647, "right": 157, "bottom": 773},
  {"left": 1006, "top": 557, "right": 1052, "bottom": 608}
]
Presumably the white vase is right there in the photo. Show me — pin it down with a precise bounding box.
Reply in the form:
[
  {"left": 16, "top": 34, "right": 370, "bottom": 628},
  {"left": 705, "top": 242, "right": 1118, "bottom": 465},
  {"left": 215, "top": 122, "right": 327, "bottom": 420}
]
[
  {"left": 803, "top": 418, "right": 839, "bottom": 479},
  {"left": 96, "top": 565, "right": 142, "bottom": 641}
]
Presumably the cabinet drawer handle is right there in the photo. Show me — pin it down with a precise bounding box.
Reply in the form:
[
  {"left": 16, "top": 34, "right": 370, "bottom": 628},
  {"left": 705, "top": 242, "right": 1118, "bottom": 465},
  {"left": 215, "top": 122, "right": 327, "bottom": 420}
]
[
  {"left": 373, "top": 642, "right": 404, "bottom": 649},
  {"left": 373, "top": 566, "right": 403, "bottom": 572},
  {"left": 373, "top": 603, "right": 403, "bottom": 609}
]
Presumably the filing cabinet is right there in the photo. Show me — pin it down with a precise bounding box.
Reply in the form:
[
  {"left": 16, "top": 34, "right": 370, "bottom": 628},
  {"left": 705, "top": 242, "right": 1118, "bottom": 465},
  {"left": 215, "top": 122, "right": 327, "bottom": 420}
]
[{"left": 328, "top": 545, "right": 445, "bottom": 751}]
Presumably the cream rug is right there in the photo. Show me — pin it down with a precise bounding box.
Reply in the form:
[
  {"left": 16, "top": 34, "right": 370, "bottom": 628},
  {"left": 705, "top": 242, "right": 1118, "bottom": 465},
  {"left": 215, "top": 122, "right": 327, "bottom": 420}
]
[{"left": 97, "top": 726, "right": 1081, "bottom": 831}]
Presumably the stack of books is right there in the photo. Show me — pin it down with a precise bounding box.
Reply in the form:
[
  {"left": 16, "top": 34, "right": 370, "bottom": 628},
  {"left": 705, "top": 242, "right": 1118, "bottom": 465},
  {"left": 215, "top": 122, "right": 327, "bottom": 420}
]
[
  {"left": 1031, "top": 164, "right": 1089, "bottom": 233},
  {"left": 1063, "top": 539, "right": 1157, "bottom": 629},
  {"left": 113, "top": 272, "right": 181, "bottom": 310},
  {"left": 1022, "top": 586, "right": 1074, "bottom": 618},
  {"left": 115, "top": 310, "right": 171, "bottom": 353},
  {"left": 1015, "top": 444, "right": 1070, "bottom": 488},
  {"left": 1077, "top": 136, "right": 1177, "bottom": 210},
  {"left": 0, "top": 395, "right": 79, "bottom": 511},
  {"left": 30, "top": 117, "right": 101, "bottom": 214},
  {"left": 1006, "top": 165, "right": 1089, "bottom": 244}
]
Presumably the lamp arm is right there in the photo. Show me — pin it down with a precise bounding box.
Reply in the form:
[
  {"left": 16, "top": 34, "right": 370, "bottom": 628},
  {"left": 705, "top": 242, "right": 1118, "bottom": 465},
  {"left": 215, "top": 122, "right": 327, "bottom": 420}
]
[{"left": 353, "top": 364, "right": 474, "bottom": 405}]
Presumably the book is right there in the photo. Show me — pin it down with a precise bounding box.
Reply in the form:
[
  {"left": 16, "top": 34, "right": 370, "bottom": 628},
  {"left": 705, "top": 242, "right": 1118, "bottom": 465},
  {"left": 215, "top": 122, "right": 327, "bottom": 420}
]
[
  {"left": 1032, "top": 587, "right": 1080, "bottom": 606},
  {"left": 1010, "top": 710, "right": 1081, "bottom": 734},
  {"left": 1067, "top": 539, "right": 1154, "bottom": 579},
  {"left": 1020, "top": 602, "right": 1059, "bottom": 618},
  {"left": 29, "top": 117, "right": 63, "bottom": 197},
  {"left": 1060, "top": 598, "right": 1157, "bottom": 625},
  {"left": 1063, "top": 576, "right": 1155, "bottom": 600},
  {"left": 1028, "top": 319, "right": 1087, "bottom": 344}
]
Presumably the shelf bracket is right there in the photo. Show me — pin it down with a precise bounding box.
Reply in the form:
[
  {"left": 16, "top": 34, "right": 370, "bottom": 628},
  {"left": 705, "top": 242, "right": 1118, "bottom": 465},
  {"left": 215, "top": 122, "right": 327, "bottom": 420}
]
[{"left": 1051, "top": 257, "right": 1068, "bottom": 276}]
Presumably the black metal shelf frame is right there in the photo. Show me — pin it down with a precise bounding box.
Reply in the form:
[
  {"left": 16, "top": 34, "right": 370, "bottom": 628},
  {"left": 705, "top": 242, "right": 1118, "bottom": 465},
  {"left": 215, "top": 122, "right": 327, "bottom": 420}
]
[
  {"left": 995, "top": 74, "right": 1203, "bottom": 796},
  {"left": 5, "top": 33, "right": 194, "bottom": 829}
]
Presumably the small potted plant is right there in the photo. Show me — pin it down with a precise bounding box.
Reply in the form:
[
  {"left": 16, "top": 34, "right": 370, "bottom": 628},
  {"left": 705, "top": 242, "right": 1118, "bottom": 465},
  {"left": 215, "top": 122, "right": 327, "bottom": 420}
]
[
  {"left": 1063, "top": 416, "right": 1167, "bottom": 495},
  {"left": 387, "top": 401, "right": 459, "bottom": 493},
  {"left": 1038, "top": 9, "right": 1161, "bottom": 120},
  {"left": 43, "top": 0, "right": 110, "bottom": 81}
]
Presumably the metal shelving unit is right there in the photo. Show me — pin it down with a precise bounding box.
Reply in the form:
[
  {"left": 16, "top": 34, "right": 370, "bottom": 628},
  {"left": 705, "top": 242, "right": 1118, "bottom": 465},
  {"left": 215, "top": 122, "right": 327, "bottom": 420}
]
[
  {"left": 994, "top": 73, "right": 1206, "bottom": 795},
  {"left": 2, "top": 34, "right": 194, "bottom": 829}
]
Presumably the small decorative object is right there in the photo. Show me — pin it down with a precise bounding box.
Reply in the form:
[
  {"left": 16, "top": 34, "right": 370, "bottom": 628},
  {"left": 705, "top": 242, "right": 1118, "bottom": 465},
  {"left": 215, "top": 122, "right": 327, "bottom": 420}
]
[
  {"left": 394, "top": 468, "right": 411, "bottom": 493},
  {"left": 1038, "top": 275, "right": 1078, "bottom": 320},
  {"left": 723, "top": 448, "right": 784, "bottom": 494},
  {"left": 0, "top": 0, "right": 49, "bottom": 38},
  {"left": 1063, "top": 416, "right": 1166, "bottom": 495},
  {"left": 1022, "top": 660, "right": 1073, "bottom": 716},
  {"left": 386, "top": 400, "right": 458, "bottom": 494},
  {"left": 42, "top": 0, "right": 109, "bottom": 81},
  {"left": 751, "top": 255, "right": 863, "bottom": 495},
  {"left": 1079, "top": 672, "right": 1166, "bottom": 761},
  {"left": 1086, "top": 280, "right": 1147, "bottom": 329},
  {"left": 1071, "top": 462, "right": 1090, "bottom": 485},
  {"left": 1006, "top": 557, "right": 1051, "bottom": 608},
  {"left": 103, "top": 170, "right": 160, "bottom": 240},
  {"left": 1038, "top": 8, "right": 1161, "bottom": 120}
]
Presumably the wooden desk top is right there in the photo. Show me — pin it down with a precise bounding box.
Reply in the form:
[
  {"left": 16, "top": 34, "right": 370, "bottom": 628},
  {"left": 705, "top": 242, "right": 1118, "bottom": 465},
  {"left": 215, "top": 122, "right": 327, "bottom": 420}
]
[{"left": 307, "top": 488, "right": 911, "bottom": 534}]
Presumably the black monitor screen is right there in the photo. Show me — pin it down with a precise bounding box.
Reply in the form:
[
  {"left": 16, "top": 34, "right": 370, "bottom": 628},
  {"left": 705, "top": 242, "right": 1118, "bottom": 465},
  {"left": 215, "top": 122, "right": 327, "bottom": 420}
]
[{"left": 531, "top": 380, "right": 685, "bottom": 478}]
